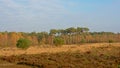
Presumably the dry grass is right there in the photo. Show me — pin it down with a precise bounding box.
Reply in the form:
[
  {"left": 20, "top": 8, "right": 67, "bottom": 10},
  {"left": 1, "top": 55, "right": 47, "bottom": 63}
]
[
  {"left": 0, "top": 43, "right": 120, "bottom": 68},
  {"left": 0, "top": 43, "right": 120, "bottom": 56}
]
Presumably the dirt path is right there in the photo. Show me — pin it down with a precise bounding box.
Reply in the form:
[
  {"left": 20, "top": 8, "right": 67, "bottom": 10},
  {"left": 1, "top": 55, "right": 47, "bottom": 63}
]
[{"left": 0, "top": 43, "right": 120, "bottom": 56}]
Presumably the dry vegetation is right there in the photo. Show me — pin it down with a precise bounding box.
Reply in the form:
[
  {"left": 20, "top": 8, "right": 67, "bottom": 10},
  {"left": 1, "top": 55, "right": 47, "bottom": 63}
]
[
  {"left": 0, "top": 43, "right": 120, "bottom": 68},
  {"left": 0, "top": 43, "right": 119, "bottom": 56},
  {"left": 0, "top": 27, "right": 120, "bottom": 47}
]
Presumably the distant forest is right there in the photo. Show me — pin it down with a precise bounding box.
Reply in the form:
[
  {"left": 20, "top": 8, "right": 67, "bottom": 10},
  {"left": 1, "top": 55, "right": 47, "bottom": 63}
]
[{"left": 0, "top": 27, "right": 120, "bottom": 47}]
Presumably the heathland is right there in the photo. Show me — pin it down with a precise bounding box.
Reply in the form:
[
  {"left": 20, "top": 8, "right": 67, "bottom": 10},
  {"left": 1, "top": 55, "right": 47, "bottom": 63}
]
[
  {"left": 0, "top": 27, "right": 120, "bottom": 68},
  {"left": 0, "top": 43, "right": 120, "bottom": 68}
]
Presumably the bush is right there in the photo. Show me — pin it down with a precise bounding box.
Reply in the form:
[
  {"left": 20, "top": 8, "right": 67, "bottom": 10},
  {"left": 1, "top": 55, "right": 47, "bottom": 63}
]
[
  {"left": 16, "top": 38, "right": 31, "bottom": 49},
  {"left": 80, "top": 39, "right": 86, "bottom": 43},
  {"left": 53, "top": 37, "right": 64, "bottom": 46},
  {"left": 118, "top": 64, "right": 120, "bottom": 68},
  {"left": 108, "top": 40, "right": 114, "bottom": 43}
]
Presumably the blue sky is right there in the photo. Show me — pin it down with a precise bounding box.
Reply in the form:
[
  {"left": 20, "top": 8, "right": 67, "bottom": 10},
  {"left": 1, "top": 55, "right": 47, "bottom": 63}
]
[{"left": 0, "top": 0, "right": 120, "bottom": 32}]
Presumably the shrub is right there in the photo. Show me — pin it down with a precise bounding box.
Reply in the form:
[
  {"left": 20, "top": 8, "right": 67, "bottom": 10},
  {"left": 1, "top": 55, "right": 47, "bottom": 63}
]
[
  {"left": 118, "top": 64, "right": 120, "bottom": 68},
  {"left": 16, "top": 38, "right": 31, "bottom": 49},
  {"left": 53, "top": 37, "right": 64, "bottom": 46},
  {"left": 108, "top": 40, "right": 114, "bottom": 43},
  {"left": 80, "top": 39, "right": 86, "bottom": 43}
]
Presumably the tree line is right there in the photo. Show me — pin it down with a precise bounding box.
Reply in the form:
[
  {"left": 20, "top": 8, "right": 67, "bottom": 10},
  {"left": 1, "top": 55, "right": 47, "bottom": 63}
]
[{"left": 0, "top": 27, "right": 120, "bottom": 47}]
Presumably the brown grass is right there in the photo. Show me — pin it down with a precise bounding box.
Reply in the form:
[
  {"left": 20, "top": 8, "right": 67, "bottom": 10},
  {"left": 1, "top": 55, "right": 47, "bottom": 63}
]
[
  {"left": 0, "top": 43, "right": 120, "bottom": 56},
  {"left": 0, "top": 43, "right": 120, "bottom": 68}
]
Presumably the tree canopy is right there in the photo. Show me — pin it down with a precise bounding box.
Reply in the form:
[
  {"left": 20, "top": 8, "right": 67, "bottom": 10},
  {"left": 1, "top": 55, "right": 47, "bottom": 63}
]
[{"left": 0, "top": 27, "right": 119, "bottom": 47}]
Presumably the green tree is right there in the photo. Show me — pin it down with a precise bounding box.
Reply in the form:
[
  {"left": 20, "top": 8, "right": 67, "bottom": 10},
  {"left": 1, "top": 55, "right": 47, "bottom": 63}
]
[
  {"left": 80, "top": 39, "right": 86, "bottom": 43},
  {"left": 16, "top": 38, "right": 31, "bottom": 49},
  {"left": 59, "top": 29, "right": 67, "bottom": 35},
  {"left": 83, "top": 27, "right": 89, "bottom": 32},
  {"left": 53, "top": 37, "right": 64, "bottom": 46},
  {"left": 66, "top": 27, "right": 76, "bottom": 34},
  {"left": 77, "top": 27, "right": 89, "bottom": 33},
  {"left": 50, "top": 29, "right": 58, "bottom": 35},
  {"left": 77, "top": 27, "right": 83, "bottom": 34},
  {"left": 37, "top": 32, "right": 48, "bottom": 44}
]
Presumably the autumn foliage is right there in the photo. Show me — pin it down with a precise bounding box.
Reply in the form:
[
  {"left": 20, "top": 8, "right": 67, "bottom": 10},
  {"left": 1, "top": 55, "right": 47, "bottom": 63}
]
[{"left": 0, "top": 27, "right": 120, "bottom": 47}]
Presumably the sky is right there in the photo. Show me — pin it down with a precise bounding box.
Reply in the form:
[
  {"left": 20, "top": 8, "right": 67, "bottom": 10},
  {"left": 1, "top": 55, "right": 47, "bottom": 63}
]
[{"left": 0, "top": 0, "right": 120, "bottom": 32}]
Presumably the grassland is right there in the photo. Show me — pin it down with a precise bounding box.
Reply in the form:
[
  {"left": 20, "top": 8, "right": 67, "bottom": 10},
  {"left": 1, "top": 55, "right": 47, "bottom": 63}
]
[{"left": 0, "top": 43, "right": 120, "bottom": 68}]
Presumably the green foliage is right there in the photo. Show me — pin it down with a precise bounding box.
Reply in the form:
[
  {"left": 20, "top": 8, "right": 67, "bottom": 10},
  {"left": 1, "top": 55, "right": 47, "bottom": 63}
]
[
  {"left": 16, "top": 38, "right": 31, "bottom": 49},
  {"left": 53, "top": 37, "right": 64, "bottom": 46},
  {"left": 50, "top": 29, "right": 58, "bottom": 35},
  {"left": 37, "top": 32, "right": 48, "bottom": 43},
  {"left": 80, "top": 39, "right": 86, "bottom": 43},
  {"left": 118, "top": 64, "right": 120, "bottom": 68},
  {"left": 1, "top": 27, "right": 120, "bottom": 47},
  {"left": 108, "top": 40, "right": 114, "bottom": 43},
  {"left": 66, "top": 27, "right": 76, "bottom": 34}
]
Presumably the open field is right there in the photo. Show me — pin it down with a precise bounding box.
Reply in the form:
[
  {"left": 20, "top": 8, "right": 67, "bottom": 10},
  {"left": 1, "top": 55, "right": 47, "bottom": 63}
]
[
  {"left": 0, "top": 43, "right": 120, "bottom": 56},
  {"left": 0, "top": 43, "right": 120, "bottom": 68}
]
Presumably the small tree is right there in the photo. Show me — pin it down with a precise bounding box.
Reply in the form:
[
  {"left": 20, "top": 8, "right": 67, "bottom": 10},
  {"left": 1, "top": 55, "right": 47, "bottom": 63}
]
[
  {"left": 53, "top": 37, "right": 64, "bottom": 46},
  {"left": 80, "top": 39, "right": 86, "bottom": 43},
  {"left": 16, "top": 38, "right": 31, "bottom": 49},
  {"left": 108, "top": 40, "right": 114, "bottom": 43}
]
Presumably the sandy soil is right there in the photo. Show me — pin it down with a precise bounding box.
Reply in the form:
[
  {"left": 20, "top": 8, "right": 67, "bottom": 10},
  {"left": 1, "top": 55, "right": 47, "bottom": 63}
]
[{"left": 0, "top": 43, "right": 120, "bottom": 56}]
